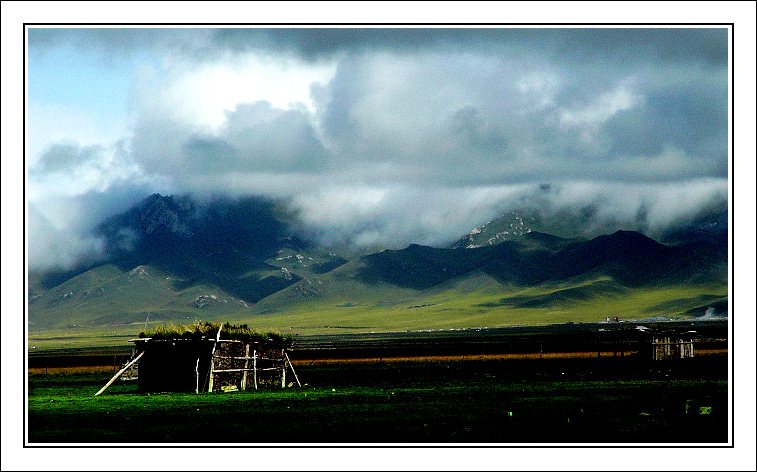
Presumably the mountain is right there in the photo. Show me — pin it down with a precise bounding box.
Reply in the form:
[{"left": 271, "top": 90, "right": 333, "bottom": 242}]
[
  {"left": 355, "top": 230, "right": 724, "bottom": 289},
  {"left": 27, "top": 194, "right": 729, "bottom": 332},
  {"left": 454, "top": 207, "right": 729, "bottom": 251},
  {"left": 453, "top": 212, "right": 538, "bottom": 249},
  {"left": 28, "top": 264, "right": 246, "bottom": 329},
  {"left": 657, "top": 208, "right": 729, "bottom": 247},
  {"left": 94, "top": 193, "right": 351, "bottom": 304}
]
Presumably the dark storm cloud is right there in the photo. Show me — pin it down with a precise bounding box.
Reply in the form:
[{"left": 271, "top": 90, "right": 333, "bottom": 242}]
[
  {"left": 121, "top": 27, "right": 728, "bottom": 250},
  {"left": 27, "top": 27, "right": 730, "bottom": 268},
  {"left": 27, "top": 28, "right": 198, "bottom": 61},
  {"left": 306, "top": 39, "right": 726, "bottom": 184},
  {"left": 28, "top": 27, "right": 728, "bottom": 67},
  {"left": 211, "top": 28, "right": 728, "bottom": 66},
  {"left": 219, "top": 102, "right": 330, "bottom": 171},
  {"left": 130, "top": 100, "right": 329, "bottom": 181}
]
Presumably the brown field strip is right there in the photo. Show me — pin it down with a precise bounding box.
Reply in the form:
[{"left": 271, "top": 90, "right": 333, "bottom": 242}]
[
  {"left": 289, "top": 351, "right": 638, "bottom": 365},
  {"left": 28, "top": 366, "right": 120, "bottom": 375},
  {"left": 290, "top": 349, "right": 728, "bottom": 365},
  {"left": 694, "top": 349, "right": 729, "bottom": 356},
  {"left": 27, "top": 350, "right": 728, "bottom": 373}
]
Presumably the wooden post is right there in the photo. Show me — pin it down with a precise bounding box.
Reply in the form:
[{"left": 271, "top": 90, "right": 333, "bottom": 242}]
[
  {"left": 281, "top": 349, "right": 287, "bottom": 388},
  {"left": 207, "top": 323, "right": 224, "bottom": 393},
  {"left": 208, "top": 356, "right": 216, "bottom": 393},
  {"left": 253, "top": 349, "right": 258, "bottom": 390},
  {"left": 285, "top": 352, "right": 301, "bottom": 387},
  {"left": 241, "top": 344, "right": 250, "bottom": 390},
  {"left": 195, "top": 357, "right": 200, "bottom": 394},
  {"left": 95, "top": 351, "right": 145, "bottom": 396}
]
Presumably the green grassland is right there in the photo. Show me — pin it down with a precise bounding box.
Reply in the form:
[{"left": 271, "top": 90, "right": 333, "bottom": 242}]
[
  {"left": 243, "top": 273, "right": 726, "bottom": 332},
  {"left": 27, "top": 359, "right": 728, "bottom": 444},
  {"left": 28, "top": 269, "right": 726, "bottom": 351}
]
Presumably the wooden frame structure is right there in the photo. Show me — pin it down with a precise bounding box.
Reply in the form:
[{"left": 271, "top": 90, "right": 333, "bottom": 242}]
[
  {"left": 205, "top": 339, "right": 300, "bottom": 392},
  {"left": 95, "top": 332, "right": 298, "bottom": 395},
  {"left": 641, "top": 331, "right": 696, "bottom": 360}
]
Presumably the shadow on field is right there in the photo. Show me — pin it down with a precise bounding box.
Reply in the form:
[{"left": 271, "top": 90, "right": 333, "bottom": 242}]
[{"left": 27, "top": 355, "right": 728, "bottom": 444}]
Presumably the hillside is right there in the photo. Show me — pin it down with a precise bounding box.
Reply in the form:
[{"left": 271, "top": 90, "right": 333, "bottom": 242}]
[
  {"left": 27, "top": 194, "right": 729, "bottom": 334},
  {"left": 356, "top": 230, "right": 724, "bottom": 289}
]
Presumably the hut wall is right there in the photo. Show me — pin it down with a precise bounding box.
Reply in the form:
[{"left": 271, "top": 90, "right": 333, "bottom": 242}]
[
  {"left": 132, "top": 339, "right": 290, "bottom": 393},
  {"left": 644, "top": 334, "right": 695, "bottom": 360},
  {"left": 208, "top": 341, "right": 287, "bottom": 392},
  {"left": 135, "top": 339, "right": 216, "bottom": 393}
]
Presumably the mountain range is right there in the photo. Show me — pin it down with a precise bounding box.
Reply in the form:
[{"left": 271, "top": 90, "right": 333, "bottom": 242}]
[{"left": 27, "top": 194, "right": 729, "bottom": 332}]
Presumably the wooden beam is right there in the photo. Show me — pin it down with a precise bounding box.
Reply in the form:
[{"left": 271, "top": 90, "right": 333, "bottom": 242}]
[
  {"left": 207, "top": 357, "right": 216, "bottom": 393},
  {"left": 253, "top": 349, "right": 258, "bottom": 390},
  {"left": 280, "top": 348, "right": 286, "bottom": 388},
  {"left": 285, "top": 352, "right": 301, "bottom": 387},
  {"left": 207, "top": 323, "right": 224, "bottom": 393},
  {"left": 213, "top": 355, "right": 284, "bottom": 362},
  {"left": 195, "top": 357, "right": 200, "bottom": 394},
  {"left": 241, "top": 344, "right": 250, "bottom": 391},
  {"left": 94, "top": 351, "right": 145, "bottom": 396}
]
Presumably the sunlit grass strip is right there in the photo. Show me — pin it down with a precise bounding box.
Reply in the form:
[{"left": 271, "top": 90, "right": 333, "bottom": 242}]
[{"left": 138, "top": 321, "right": 292, "bottom": 344}]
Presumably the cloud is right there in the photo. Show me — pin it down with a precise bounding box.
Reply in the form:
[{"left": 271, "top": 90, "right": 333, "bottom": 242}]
[
  {"left": 520, "top": 179, "right": 729, "bottom": 235},
  {"left": 129, "top": 100, "right": 329, "bottom": 185},
  {"left": 286, "top": 179, "right": 728, "bottom": 251},
  {"left": 28, "top": 28, "right": 728, "bottom": 70},
  {"left": 208, "top": 28, "right": 729, "bottom": 67},
  {"left": 27, "top": 203, "right": 105, "bottom": 271},
  {"left": 129, "top": 50, "right": 337, "bottom": 129},
  {"left": 27, "top": 28, "right": 202, "bottom": 62},
  {"left": 289, "top": 183, "right": 529, "bottom": 249},
  {"left": 26, "top": 27, "right": 730, "bottom": 270}
]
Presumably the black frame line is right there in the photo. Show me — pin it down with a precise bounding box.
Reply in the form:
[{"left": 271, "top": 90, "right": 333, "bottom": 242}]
[{"left": 22, "top": 21, "right": 736, "bottom": 451}]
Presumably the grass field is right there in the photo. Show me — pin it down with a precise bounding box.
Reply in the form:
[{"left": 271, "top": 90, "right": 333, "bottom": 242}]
[
  {"left": 244, "top": 279, "right": 727, "bottom": 333},
  {"left": 27, "top": 279, "right": 727, "bottom": 354},
  {"left": 27, "top": 356, "right": 728, "bottom": 444}
]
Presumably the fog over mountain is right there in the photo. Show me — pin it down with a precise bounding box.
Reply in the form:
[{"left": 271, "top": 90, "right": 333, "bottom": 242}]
[{"left": 27, "top": 27, "right": 729, "bottom": 271}]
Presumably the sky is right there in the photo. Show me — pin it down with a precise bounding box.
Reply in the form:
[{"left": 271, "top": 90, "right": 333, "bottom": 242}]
[
  {"left": 25, "top": 26, "right": 731, "bottom": 271},
  {"left": 4, "top": 4, "right": 754, "bottom": 468}
]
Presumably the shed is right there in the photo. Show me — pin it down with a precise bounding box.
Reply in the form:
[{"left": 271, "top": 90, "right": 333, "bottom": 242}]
[
  {"left": 640, "top": 330, "right": 696, "bottom": 360},
  {"left": 95, "top": 323, "right": 298, "bottom": 395}
]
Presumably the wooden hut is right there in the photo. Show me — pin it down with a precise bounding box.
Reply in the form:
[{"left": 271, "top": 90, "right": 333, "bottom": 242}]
[
  {"left": 640, "top": 330, "right": 695, "bottom": 360},
  {"left": 95, "top": 324, "right": 298, "bottom": 395}
]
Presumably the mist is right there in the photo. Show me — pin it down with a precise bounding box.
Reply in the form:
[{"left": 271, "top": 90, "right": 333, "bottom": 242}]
[{"left": 26, "top": 27, "right": 729, "bottom": 271}]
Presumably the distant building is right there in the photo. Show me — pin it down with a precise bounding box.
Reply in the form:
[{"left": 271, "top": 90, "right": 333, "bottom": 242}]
[{"left": 640, "top": 331, "right": 695, "bottom": 360}]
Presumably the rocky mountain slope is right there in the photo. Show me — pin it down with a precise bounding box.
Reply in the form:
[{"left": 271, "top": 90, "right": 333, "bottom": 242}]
[{"left": 27, "top": 194, "right": 729, "bottom": 330}]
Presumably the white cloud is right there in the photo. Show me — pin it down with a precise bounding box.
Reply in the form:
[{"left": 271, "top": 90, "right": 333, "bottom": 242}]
[
  {"left": 559, "top": 82, "right": 641, "bottom": 127},
  {"left": 135, "top": 51, "right": 338, "bottom": 130},
  {"left": 27, "top": 203, "right": 105, "bottom": 271},
  {"left": 24, "top": 28, "right": 730, "bottom": 270}
]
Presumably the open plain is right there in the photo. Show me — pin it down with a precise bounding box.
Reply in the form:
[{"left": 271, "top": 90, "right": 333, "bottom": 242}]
[{"left": 27, "top": 321, "right": 729, "bottom": 444}]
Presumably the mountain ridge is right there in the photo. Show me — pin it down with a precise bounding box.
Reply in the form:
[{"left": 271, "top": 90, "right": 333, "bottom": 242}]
[{"left": 27, "top": 194, "right": 729, "bottom": 331}]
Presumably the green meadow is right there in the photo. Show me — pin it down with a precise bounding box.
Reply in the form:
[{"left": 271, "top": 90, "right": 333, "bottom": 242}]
[
  {"left": 28, "top": 277, "right": 726, "bottom": 351},
  {"left": 27, "top": 358, "right": 728, "bottom": 444}
]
